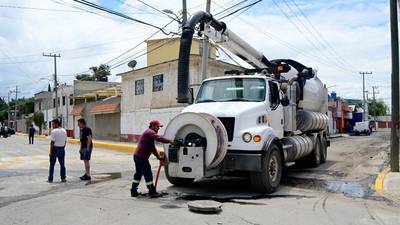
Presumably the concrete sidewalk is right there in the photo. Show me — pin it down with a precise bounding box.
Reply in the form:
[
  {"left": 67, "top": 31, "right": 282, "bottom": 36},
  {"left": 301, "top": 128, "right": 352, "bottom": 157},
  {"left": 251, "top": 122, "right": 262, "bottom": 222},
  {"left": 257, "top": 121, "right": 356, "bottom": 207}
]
[
  {"left": 383, "top": 172, "right": 400, "bottom": 202},
  {"left": 375, "top": 167, "right": 400, "bottom": 202}
]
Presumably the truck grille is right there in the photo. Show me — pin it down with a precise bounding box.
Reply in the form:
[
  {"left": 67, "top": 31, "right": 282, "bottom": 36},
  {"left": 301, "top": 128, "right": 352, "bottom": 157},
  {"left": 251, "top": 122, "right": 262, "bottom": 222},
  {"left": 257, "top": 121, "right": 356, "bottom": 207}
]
[{"left": 218, "top": 117, "right": 235, "bottom": 142}]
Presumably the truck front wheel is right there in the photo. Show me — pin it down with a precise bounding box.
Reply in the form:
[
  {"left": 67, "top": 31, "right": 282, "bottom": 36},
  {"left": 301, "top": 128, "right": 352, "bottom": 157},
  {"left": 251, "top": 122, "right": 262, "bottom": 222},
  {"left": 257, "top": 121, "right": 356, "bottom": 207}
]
[
  {"left": 164, "top": 164, "right": 194, "bottom": 186},
  {"left": 250, "top": 144, "right": 282, "bottom": 193}
]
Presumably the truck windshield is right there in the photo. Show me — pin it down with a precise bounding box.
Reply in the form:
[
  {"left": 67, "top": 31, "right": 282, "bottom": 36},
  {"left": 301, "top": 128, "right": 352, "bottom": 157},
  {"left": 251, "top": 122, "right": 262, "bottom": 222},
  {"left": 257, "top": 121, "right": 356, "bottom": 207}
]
[{"left": 196, "top": 78, "right": 266, "bottom": 103}]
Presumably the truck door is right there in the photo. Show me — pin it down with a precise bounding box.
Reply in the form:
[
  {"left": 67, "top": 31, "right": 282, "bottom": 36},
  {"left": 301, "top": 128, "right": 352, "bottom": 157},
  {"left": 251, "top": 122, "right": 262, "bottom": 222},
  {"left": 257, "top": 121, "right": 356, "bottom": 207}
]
[{"left": 267, "top": 80, "right": 284, "bottom": 138}]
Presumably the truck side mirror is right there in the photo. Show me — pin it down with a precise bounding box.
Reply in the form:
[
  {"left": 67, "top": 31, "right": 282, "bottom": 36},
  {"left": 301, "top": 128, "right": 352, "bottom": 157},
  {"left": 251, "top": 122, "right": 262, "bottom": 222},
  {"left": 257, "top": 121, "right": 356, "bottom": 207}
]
[
  {"left": 281, "top": 96, "right": 289, "bottom": 106},
  {"left": 188, "top": 88, "right": 194, "bottom": 105}
]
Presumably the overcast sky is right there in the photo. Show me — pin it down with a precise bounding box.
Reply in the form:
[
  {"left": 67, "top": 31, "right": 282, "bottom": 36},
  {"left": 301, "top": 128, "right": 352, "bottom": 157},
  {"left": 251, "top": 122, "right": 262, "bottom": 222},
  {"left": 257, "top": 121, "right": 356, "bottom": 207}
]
[{"left": 0, "top": 0, "right": 396, "bottom": 108}]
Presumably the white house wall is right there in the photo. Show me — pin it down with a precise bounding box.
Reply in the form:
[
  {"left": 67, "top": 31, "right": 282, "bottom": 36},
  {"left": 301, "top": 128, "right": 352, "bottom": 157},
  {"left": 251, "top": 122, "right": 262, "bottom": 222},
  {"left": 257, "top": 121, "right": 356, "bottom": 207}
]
[{"left": 121, "top": 106, "right": 184, "bottom": 136}]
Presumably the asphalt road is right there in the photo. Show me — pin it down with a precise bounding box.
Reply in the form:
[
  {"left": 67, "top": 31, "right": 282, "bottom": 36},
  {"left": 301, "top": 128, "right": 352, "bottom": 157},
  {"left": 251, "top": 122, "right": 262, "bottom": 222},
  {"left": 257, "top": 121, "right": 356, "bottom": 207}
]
[{"left": 0, "top": 134, "right": 399, "bottom": 225}]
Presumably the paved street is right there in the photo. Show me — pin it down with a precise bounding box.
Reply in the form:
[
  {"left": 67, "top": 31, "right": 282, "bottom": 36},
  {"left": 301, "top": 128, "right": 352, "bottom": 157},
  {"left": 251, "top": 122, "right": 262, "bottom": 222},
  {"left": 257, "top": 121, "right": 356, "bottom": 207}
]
[{"left": 0, "top": 134, "right": 399, "bottom": 225}]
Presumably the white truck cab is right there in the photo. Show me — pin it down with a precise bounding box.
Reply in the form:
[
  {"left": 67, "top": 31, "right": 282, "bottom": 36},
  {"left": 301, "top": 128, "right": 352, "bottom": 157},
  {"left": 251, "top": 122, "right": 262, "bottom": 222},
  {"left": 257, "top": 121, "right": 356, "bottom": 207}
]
[{"left": 163, "top": 11, "right": 330, "bottom": 193}]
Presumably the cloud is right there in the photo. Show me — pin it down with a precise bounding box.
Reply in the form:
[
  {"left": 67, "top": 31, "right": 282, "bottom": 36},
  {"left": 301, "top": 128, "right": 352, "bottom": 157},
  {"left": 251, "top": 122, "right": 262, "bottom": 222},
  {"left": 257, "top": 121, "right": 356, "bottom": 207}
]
[{"left": 0, "top": 0, "right": 394, "bottom": 109}]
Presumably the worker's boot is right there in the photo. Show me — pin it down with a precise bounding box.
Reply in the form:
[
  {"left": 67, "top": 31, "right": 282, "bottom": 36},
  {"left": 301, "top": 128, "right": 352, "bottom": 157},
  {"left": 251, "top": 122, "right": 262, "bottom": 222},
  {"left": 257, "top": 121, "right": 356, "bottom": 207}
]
[
  {"left": 147, "top": 183, "right": 162, "bottom": 198},
  {"left": 130, "top": 189, "right": 139, "bottom": 197},
  {"left": 149, "top": 191, "right": 162, "bottom": 198}
]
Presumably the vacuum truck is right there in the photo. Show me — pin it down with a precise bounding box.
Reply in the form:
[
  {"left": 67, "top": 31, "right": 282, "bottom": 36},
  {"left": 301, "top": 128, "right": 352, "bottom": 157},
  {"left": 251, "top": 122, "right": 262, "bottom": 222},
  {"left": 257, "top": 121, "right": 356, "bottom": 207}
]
[{"left": 163, "top": 11, "right": 330, "bottom": 193}]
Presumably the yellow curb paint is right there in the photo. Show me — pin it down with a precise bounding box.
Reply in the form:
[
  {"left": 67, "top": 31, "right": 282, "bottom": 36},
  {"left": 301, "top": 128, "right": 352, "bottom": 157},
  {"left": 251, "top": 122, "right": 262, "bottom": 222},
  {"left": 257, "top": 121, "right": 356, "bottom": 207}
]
[{"left": 375, "top": 167, "right": 390, "bottom": 193}]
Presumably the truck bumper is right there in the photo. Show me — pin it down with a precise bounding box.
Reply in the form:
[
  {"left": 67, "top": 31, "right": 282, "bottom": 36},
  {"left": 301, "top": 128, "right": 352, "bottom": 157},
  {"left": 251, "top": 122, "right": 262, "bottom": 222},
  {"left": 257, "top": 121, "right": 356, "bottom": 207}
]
[{"left": 222, "top": 150, "right": 262, "bottom": 172}]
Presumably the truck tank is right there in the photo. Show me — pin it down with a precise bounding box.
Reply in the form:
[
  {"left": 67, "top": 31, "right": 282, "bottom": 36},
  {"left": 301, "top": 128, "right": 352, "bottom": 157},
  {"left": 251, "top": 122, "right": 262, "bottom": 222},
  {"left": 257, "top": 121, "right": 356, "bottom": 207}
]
[{"left": 280, "top": 67, "right": 328, "bottom": 114}]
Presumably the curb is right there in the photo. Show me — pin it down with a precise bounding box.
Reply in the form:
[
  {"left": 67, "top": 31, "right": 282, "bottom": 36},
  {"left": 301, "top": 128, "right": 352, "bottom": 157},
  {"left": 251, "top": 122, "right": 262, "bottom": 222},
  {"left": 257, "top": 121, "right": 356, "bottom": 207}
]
[{"left": 375, "top": 167, "right": 390, "bottom": 193}]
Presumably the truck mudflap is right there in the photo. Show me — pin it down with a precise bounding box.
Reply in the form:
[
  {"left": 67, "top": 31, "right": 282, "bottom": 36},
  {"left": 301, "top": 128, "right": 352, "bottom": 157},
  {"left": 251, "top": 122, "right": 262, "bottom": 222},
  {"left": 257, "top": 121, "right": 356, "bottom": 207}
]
[{"left": 222, "top": 150, "right": 262, "bottom": 172}]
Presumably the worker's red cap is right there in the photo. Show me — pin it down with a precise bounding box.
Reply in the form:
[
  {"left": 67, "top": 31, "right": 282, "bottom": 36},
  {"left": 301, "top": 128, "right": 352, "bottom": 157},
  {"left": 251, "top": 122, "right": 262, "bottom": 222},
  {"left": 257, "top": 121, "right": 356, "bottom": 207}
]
[{"left": 149, "top": 120, "right": 163, "bottom": 127}]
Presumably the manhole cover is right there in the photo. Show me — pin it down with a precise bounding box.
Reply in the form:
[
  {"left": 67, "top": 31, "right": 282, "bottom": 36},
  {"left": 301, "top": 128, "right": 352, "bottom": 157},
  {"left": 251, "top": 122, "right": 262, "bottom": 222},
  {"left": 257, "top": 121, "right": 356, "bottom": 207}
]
[{"left": 187, "top": 200, "right": 222, "bottom": 213}]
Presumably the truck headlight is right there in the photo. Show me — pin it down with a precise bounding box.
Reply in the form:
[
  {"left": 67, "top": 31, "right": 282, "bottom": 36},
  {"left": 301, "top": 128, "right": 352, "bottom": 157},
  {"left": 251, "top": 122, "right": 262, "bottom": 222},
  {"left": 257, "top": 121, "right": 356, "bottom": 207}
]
[{"left": 242, "top": 132, "right": 252, "bottom": 143}]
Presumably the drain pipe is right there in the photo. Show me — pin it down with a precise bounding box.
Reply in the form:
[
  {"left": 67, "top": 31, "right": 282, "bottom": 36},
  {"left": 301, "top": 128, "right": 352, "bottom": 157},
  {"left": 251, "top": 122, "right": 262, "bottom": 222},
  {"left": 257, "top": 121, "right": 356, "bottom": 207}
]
[{"left": 177, "top": 11, "right": 225, "bottom": 103}]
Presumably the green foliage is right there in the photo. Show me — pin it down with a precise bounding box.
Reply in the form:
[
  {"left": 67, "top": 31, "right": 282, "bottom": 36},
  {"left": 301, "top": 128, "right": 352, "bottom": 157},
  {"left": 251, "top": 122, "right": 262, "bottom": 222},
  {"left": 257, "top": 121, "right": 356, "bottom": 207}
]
[
  {"left": 0, "top": 111, "right": 6, "bottom": 123},
  {"left": 76, "top": 74, "right": 95, "bottom": 81},
  {"left": 76, "top": 64, "right": 111, "bottom": 82},
  {"left": 33, "top": 111, "right": 44, "bottom": 134},
  {"left": 368, "top": 100, "right": 388, "bottom": 116}
]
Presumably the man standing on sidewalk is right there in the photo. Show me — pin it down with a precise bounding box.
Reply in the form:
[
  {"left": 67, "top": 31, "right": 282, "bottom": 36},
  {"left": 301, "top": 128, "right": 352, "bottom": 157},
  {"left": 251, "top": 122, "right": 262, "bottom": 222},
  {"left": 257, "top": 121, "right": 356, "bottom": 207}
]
[
  {"left": 28, "top": 124, "right": 35, "bottom": 144},
  {"left": 78, "top": 118, "right": 93, "bottom": 181},
  {"left": 131, "top": 120, "right": 174, "bottom": 198},
  {"left": 48, "top": 119, "right": 67, "bottom": 183}
]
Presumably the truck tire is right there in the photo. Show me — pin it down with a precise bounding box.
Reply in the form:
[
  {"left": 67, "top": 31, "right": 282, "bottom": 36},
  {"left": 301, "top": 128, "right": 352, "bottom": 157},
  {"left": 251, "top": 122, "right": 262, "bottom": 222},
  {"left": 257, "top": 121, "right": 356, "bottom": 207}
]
[
  {"left": 320, "top": 136, "right": 328, "bottom": 164},
  {"left": 164, "top": 164, "right": 194, "bottom": 186},
  {"left": 308, "top": 137, "right": 321, "bottom": 167},
  {"left": 250, "top": 144, "right": 282, "bottom": 193}
]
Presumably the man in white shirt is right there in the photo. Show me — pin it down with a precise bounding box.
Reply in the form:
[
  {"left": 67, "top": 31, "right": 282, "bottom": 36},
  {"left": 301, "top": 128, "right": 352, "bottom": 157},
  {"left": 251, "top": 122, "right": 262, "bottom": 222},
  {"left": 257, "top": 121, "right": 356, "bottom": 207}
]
[{"left": 48, "top": 119, "right": 67, "bottom": 183}]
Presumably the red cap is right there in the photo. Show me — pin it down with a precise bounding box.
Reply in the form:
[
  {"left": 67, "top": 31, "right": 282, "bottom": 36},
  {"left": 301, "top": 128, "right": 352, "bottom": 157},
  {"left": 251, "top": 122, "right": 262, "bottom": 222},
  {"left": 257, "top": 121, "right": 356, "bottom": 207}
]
[{"left": 149, "top": 120, "right": 163, "bottom": 127}]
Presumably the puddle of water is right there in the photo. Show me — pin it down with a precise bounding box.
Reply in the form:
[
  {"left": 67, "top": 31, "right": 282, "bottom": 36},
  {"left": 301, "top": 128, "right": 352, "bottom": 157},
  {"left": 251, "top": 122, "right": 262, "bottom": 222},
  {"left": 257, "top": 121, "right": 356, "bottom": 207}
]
[
  {"left": 282, "top": 176, "right": 382, "bottom": 200},
  {"left": 160, "top": 204, "right": 182, "bottom": 209},
  {"left": 85, "top": 172, "right": 122, "bottom": 185},
  {"left": 325, "top": 181, "right": 368, "bottom": 198},
  {"left": 176, "top": 193, "right": 312, "bottom": 203}
]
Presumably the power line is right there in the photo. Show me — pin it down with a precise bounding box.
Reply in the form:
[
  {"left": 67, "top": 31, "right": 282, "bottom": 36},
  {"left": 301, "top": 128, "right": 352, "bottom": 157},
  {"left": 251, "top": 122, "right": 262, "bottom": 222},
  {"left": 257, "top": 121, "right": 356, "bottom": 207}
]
[
  {"left": 110, "top": 35, "right": 180, "bottom": 69},
  {"left": 281, "top": 0, "right": 351, "bottom": 69},
  {"left": 103, "top": 18, "right": 178, "bottom": 66},
  {"left": 211, "top": 0, "right": 354, "bottom": 74},
  {"left": 214, "top": 0, "right": 250, "bottom": 17},
  {"left": 136, "top": 0, "right": 182, "bottom": 23},
  {"left": 50, "top": 0, "right": 115, "bottom": 19},
  {"left": 217, "top": 0, "right": 262, "bottom": 20},
  {"left": 71, "top": 0, "right": 178, "bottom": 35},
  {"left": 0, "top": 34, "right": 150, "bottom": 61},
  {"left": 0, "top": 4, "right": 87, "bottom": 13},
  {"left": 271, "top": 0, "right": 350, "bottom": 72}
]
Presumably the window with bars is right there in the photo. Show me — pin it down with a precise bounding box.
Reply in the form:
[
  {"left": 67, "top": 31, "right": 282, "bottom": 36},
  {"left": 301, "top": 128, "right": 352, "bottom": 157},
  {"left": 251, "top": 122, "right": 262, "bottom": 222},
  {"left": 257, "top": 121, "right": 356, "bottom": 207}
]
[
  {"left": 135, "top": 79, "right": 144, "bottom": 95},
  {"left": 152, "top": 74, "right": 163, "bottom": 92}
]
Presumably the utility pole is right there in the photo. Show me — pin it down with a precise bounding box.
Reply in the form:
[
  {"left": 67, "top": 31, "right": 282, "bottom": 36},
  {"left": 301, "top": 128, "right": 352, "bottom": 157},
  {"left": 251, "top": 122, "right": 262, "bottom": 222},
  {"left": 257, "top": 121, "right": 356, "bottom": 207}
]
[
  {"left": 370, "top": 86, "right": 379, "bottom": 122},
  {"left": 359, "top": 72, "right": 372, "bottom": 121},
  {"left": 182, "top": 0, "right": 187, "bottom": 25},
  {"left": 390, "top": 0, "right": 399, "bottom": 172},
  {"left": 7, "top": 91, "right": 10, "bottom": 128},
  {"left": 43, "top": 53, "right": 61, "bottom": 119},
  {"left": 13, "top": 86, "right": 19, "bottom": 130},
  {"left": 372, "top": 86, "right": 379, "bottom": 102},
  {"left": 201, "top": 0, "right": 211, "bottom": 81}
]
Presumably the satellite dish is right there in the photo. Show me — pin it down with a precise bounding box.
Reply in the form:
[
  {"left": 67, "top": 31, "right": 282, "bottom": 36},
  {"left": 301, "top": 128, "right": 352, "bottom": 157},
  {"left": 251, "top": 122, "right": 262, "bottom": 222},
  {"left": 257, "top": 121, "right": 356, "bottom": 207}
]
[{"left": 128, "top": 60, "right": 137, "bottom": 69}]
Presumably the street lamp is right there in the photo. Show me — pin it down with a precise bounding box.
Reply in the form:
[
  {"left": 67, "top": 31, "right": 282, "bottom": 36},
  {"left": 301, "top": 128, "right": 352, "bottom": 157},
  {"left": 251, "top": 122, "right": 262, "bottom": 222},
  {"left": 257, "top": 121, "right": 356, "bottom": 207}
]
[{"left": 162, "top": 9, "right": 181, "bottom": 24}]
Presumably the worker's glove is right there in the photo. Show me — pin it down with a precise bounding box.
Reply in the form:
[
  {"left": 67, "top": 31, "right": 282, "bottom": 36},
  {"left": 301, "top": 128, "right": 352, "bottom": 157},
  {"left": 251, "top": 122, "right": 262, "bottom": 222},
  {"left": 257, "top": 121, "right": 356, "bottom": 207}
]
[
  {"left": 170, "top": 140, "right": 178, "bottom": 146},
  {"left": 158, "top": 151, "right": 165, "bottom": 160}
]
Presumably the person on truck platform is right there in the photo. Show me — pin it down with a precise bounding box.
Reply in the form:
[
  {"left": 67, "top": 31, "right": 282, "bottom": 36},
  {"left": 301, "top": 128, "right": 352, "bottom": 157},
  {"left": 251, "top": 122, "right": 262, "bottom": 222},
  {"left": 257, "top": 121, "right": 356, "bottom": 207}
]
[{"left": 131, "top": 120, "right": 175, "bottom": 198}]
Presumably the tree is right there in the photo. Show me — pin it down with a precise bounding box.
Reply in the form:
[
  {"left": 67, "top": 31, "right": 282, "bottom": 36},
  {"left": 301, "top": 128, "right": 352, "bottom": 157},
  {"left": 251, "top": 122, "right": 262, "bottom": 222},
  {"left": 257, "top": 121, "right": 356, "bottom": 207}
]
[
  {"left": 0, "top": 97, "right": 7, "bottom": 123},
  {"left": 75, "top": 73, "right": 95, "bottom": 81},
  {"left": 0, "top": 111, "right": 6, "bottom": 123},
  {"left": 33, "top": 111, "right": 44, "bottom": 134},
  {"left": 76, "top": 64, "right": 111, "bottom": 82},
  {"left": 368, "top": 100, "right": 388, "bottom": 117}
]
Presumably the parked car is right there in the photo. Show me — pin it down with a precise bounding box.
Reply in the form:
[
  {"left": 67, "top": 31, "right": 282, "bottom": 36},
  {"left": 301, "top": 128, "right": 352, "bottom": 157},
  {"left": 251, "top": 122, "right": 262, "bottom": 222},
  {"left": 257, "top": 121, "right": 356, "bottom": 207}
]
[
  {"left": 354, "top": 121, "right": 371, "bottom": 135},
  {"left": 0, "top": 126, "right": 15, "bottom": 138}
]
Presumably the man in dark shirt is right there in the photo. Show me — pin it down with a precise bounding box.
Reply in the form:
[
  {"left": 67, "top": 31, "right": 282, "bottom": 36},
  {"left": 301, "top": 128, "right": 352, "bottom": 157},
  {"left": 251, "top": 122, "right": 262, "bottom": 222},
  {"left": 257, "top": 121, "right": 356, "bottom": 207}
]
[
  {"left": 28, "top": 124, "right": 35, "bottom": 144},
  {"left": 131, "top": 120, "right": 174, "bottom": 198},
  {"left": 78, "top": 118, "right": 93, "bottom": 181}
]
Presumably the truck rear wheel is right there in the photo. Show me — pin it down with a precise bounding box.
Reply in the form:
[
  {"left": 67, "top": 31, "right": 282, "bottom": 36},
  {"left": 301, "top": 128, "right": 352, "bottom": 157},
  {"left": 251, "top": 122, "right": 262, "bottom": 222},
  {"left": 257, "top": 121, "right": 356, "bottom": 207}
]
[
  {"left": 320, "top": 136, "right": 328, "bottom": 164},
  {"left": 164, "top": 164, "right": 194, "bottom": 186},
  {"left": 250, "top": 144, "right": 282, "bottom": 193},
  {"left": 308, "top": 137, "right": 321, "bottom": 167}
]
